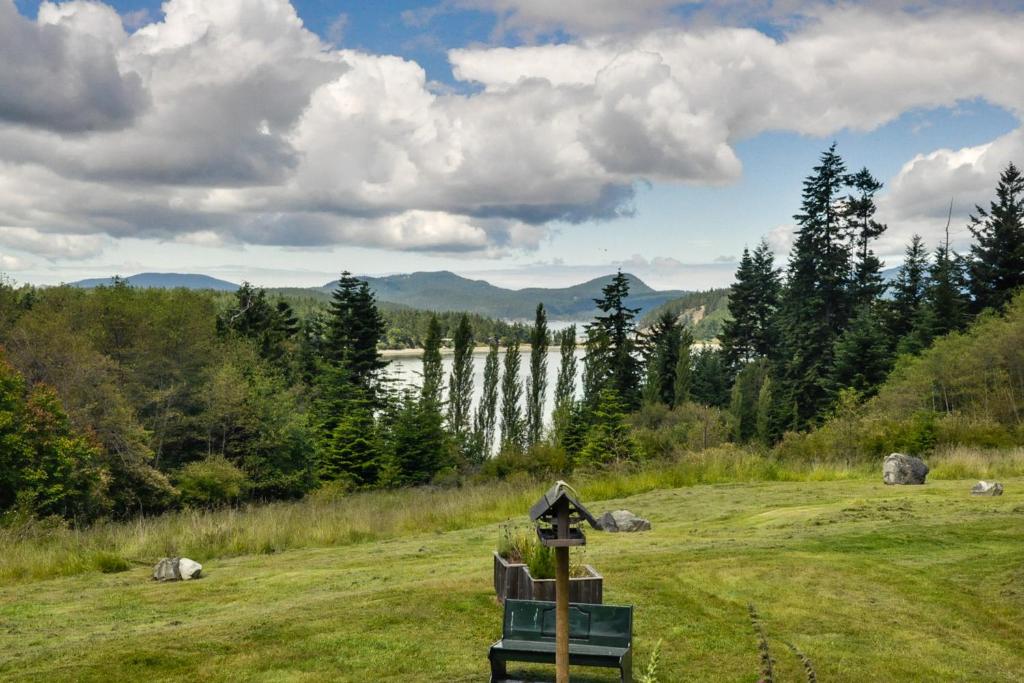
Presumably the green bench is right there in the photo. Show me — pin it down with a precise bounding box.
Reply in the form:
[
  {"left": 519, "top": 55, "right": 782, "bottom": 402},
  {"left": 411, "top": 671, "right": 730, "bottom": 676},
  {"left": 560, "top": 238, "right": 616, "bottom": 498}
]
[{"left": 489, "top": 599, "right": 633, "bottom": 683}]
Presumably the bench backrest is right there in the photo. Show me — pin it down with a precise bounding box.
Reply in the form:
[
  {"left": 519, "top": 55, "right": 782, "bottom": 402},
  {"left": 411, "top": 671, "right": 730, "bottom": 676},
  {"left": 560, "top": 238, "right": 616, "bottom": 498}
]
[{"left": 503, "top": 599, "right": 632, "bottom": 649}]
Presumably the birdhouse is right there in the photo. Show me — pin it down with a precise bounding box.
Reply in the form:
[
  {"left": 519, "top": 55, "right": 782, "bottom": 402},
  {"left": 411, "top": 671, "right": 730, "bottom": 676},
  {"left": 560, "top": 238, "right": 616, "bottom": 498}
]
[{"left": 529, "top": 481, "right": 598, "bottom": 547}]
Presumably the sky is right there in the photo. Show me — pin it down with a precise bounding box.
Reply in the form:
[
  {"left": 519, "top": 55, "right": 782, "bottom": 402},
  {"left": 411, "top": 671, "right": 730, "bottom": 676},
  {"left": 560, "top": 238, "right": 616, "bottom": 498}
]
[{"left": 1, "top": 0, "right": 1022, "bottom": 291}]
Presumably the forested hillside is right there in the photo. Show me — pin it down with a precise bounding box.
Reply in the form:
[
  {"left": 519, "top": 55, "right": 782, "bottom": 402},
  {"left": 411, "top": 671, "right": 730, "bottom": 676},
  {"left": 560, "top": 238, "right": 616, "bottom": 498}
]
[
  {"left": 640, "top": 288, "right": 731, "bottom": 339},
  {"left": 1, "top": 147, "right": 1022, "bottom": 531}
]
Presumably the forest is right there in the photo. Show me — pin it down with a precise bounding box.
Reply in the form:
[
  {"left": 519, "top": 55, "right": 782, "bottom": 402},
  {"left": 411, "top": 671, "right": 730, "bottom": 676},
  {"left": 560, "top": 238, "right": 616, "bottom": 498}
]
[{"left": 1, "top": 145, "right": 1022, "bottom": 525}]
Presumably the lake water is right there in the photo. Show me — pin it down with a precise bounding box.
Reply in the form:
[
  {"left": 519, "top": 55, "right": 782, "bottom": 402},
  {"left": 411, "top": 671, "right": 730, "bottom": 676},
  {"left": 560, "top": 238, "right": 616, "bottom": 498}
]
[{"left": 384, "top": 348, "right": 586, "bottom": 431}]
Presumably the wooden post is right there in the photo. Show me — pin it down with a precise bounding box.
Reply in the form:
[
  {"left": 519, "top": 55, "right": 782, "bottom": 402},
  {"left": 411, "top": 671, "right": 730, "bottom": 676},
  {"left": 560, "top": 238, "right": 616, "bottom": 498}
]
[{"left": 555, "top": 499, "right": 570, "bottom": 683}]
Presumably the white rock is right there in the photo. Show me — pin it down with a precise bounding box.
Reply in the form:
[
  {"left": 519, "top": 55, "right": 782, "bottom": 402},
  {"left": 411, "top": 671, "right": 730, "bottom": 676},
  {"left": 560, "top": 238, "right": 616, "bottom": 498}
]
[
  {"left": 178, "top": 558, "right": 203, "bottom": 580},
  {"left": 971, "top": 481, "right": 1004, "bottom": 496}
]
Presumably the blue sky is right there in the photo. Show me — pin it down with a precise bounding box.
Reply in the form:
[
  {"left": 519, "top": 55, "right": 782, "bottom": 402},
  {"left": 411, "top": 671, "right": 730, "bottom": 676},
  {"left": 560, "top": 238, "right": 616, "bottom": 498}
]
[{"left": 2, "top": 1, "right": 1023, "bottom": 290}]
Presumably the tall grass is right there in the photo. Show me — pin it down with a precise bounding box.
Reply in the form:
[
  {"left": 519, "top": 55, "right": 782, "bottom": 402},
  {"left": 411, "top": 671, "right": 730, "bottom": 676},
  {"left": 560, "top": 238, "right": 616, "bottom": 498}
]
[{"left": 2, "top": 445, "right": 1020, "bottom": 584}]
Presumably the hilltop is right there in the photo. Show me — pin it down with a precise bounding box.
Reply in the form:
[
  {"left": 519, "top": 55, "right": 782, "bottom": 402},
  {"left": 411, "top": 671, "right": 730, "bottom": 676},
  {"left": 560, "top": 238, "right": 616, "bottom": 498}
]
[{"left": 70, "top": 272, "right": 239, "bottom": 291}]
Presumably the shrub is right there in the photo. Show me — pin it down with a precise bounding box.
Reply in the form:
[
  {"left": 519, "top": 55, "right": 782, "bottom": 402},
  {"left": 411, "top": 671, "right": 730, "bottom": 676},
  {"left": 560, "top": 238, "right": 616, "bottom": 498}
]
[
  {"left": 175, "top": 457, "right": 249, "bottom": 508},
  {"left": 93, "top": 551, "right": 131, "bottom": 574}
]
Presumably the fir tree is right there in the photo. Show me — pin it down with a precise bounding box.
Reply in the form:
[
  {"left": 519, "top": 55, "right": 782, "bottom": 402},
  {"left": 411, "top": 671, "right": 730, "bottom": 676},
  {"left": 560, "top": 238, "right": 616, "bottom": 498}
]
[
  {"left": 777, "top": 144, "right": 854, "bottom": 427},
  {"left": 581, "top": 326, "right": 610, "bottom": 407},
  {"left": 889, "top": 234, "right": 929, "bottom": 344},
  {"left": 729, "top": 358, "right": 771, "bottom": 443},
  {"left": 388, "top": 390, "right": 448, "bottom": 485},
  {"left": 845, "top": 168, "right": 888, "bottom": 306},
  {"left": 922, "top": 230, "right": 970, "bottom": 339},
  {"left": 589, "top": 271, "right": 642, "bottom": 409},
  {"left": 642, "top": 310, "right": 682, "bottom": 406},
  {"left": 578, "top": 388, "right": 635, "bottom": 466},
  {"left": 968, "top": 162, "right": 1024, "bottom": 312},
  {"left": 323, "top": 273, "right": 387, "bottom": 402},
  {"left": 673, "top": 329, "right": 694, "bottom": 405},
  {"left": 472, "top": 338, "right": 501, "bottom": 462},
  {"left": 318, "top": 393, "right": 379, "bottom": 486},
  {"left": 499, "top": 339, "right": 524, "bottom": 454},
  {"left": 552, "top": 326, "right": 578, "bottom": 446},
  {"left": 421, "top": 315, "right": 444, "bottom": 406},
  {"left": 525, "top": 304, "right": 548, "bottom": 447},
  {"left": 690, "top": 346, "right": 730, "bottom": 408},
  {"left": 830, "top": 304, "right": 893, "bottom": 399},
  {"left": 719, "top": 240, "right": 780, "bottom": 370},
  {"left": 446, "top": 315, "right": 474, "bottom": 450}
]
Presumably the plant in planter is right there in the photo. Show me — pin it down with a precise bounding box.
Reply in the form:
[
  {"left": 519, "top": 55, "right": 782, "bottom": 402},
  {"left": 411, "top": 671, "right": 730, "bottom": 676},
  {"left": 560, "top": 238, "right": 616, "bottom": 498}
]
[
  {"left": 494, "top": 523, "right": 533, "bottom": 603},
  {"left": 494, "top": 522, "right": 605, "bottom": 603}
]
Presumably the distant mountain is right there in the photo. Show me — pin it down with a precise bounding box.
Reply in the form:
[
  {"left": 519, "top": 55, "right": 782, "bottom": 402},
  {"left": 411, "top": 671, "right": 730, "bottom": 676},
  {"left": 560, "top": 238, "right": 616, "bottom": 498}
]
[
  {"left": 321, "top": 271, "right": 685, "bottom": 320},
  {"left": 640, "top": 288, "right": 732, "bottom": 340},
  {"left": 70, "top": 273, "right": 239, "bottom": 291}
]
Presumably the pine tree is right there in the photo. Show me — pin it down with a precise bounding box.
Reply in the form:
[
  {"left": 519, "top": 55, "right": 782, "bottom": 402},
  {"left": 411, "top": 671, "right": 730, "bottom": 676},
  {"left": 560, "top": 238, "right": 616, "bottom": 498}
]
[
  {"left": 472, "top": 338, "right": 500, "bottom": 462},
  {"left": 720, "top": 240, "right": 781, "bottom": 370},
  {"left": 446, "top": 315, "right": 474, "bottom": 450},
  {"left": 525, "top": 304, "right": 548, "bottom": 447},
  {"left": 889, "top": 234, "right": 929, "bottom": 344},
  {"left": 690, "top": 346, "right": 730, "bottom": 408},
  {"left": 776, "top": 144, "right": 854, "bottom": 427},
  {"left": 729, "top": 358, "right": 770, "bottom": 443},
  {"left": 968, "top": 162, "right": 1024, "bottom": 312},
  {"left": 323, "top": 273, "right": 387, "bottom": 402},
  {"left": 318, "top": 393, "right": 379, "bottom": 486},
  {"left": 845, "top": 168, "right": 888, "bottom": 306},
  {"left": 590, "top": 271, "right": 642, "bottom": 409},
  {"left": 830, "top": 304, "right": 893, "bottom": 399},
  {"left": 912, "top": 214, "right": 970, "bottom": 347},
  {"left": 642, "top": 310, "right": 682, "bottom": 406},
  {"left": 388, "top": 390, "right": 448, "bottom": 486},
  {"left": 578, "top": 388, "right": 635, "bottom": 466},
  {"left": 673, "top": 329, "right": 694, "bottom": 405},
  {"left": 421, "top": 315, "right": 444, "bottom": 406},
  {"left": 581, "top": 326, "right": 610, "bottom": 408},
  {"left": 552, "top": 326, "right": 578, "bottom": 446},
  {"left": 499, "top": 339, "right": 524, "bottom": 454}
]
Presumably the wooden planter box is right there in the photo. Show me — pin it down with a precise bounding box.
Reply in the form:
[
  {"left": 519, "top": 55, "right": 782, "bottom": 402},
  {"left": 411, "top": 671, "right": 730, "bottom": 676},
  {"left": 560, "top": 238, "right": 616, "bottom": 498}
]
[
  {"left": 516, "top": 563, "right": 603, "bottom": 604},
  {"left": 493, "top": 552, "right": 526, "bottom": 604}
]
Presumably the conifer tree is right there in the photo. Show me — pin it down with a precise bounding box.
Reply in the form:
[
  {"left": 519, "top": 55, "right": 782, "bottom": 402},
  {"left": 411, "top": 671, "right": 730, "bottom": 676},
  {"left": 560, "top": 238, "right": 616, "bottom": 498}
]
[
  {"left": 729, "top": 358, "right": 771, "bottom": 443},
  {"left": 389, "top": 389, "right": 447, "bottom": 485},
  {"left": 642, "top": 309, "right": 683, "bottom": 406},
  {"left": 889, "top": 234, "right": 929, "bottom": 344},
  {"left": 499, "top": 339, "right": 524, "bottom": 454},
  {"left": 673, "top": 329, "right": 694, "bottom": 405},
  {"left": 846, "top": 168, "right": 888, "bottom": 306},
  {"left": 552, "top": 326, "right": 578, "bottom": 445},
  {"left": 590, "top": 271, "right": 642, "bottom": 409},
  {"left": 525, "top": 304, "right": 548, "bottom": 447},
  {"left": 446, "top": 315, "right": 474, "bottom": 449},
  {"left": 322, "top": 273, "right": 387, "bottom": 401},
  {"left": 968, "top": 162, "right": 1024, "bottom": 312},
  {"left": 690, "top": 346, "right": 730, "bottom": 408},
  {"left": 719, "top": 240, "right": 780, "bottom": 370},
  {"left": 581, "top": 326, "right": 610, "bottom": 408},
  {"left": 830, "top": 304, "right": 892, "bottom": 399},
  {"left": 776, "top": 144, "right": 853, "bottom": 427},
  {"left": 921, "top": 230, "right": 970, "bottom": 340},
  {"left": 472, "top": 338, "right": 501, "bottom": 462},
  {"left": 578, "top": 388, "right": 634, "bottom": 466},
  {"left": 319, "top": 393, "right": 378, "bottom": 486},
  {"left": 421, "top": 315, "right": 444, "bottom": 406}
]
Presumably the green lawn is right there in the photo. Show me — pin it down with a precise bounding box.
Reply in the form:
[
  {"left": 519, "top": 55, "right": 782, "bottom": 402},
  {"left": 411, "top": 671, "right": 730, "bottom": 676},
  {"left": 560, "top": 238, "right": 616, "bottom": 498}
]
[{"left": 2, "top": 478, "right": 1022, "bottom": 682}]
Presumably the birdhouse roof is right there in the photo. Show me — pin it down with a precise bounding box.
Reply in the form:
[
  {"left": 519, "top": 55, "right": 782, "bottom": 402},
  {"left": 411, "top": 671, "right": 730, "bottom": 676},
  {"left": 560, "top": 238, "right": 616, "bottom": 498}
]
[{"left": 529, "top": 482, "right": 598, "bottom": 528}]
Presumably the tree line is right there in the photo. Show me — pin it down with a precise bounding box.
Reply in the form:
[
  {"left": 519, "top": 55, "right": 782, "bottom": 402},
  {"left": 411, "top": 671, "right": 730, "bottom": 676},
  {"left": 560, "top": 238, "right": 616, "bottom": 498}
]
[{"left": 1, "top": 146, "right": 1021, "bottom": 523}]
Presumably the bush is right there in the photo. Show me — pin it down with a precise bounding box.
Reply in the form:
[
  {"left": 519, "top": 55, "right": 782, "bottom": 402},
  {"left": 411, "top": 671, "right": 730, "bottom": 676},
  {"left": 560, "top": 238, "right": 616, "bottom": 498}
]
[
  {"left": 175, "top": 457, "right": 249, "bottom": 508},
  {"left": 93, "top": 551, "right": 131, "bottom": 574}
]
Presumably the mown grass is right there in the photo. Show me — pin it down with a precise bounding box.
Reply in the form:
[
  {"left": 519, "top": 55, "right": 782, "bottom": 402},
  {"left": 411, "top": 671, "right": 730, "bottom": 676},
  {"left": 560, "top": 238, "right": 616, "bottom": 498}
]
[
  {"left": 1, "top": 473, "right": 1022, "bottom": 681},
  {"left": 2, "top": 446, "right": 1021, "bottom": 584}
]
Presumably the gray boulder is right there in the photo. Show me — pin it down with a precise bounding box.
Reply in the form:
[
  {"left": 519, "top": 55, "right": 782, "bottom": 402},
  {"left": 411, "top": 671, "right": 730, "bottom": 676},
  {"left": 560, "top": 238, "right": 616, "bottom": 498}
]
[
  {"left": 597, "top": 510, "right": 651, "bottom": 533},
  {"left": 971, "top": 480, "right": 1004, "bottom": 496},
  {"left": 152, "top": 557, "right": 203, "bottom": 581},
  {"left": 883, "top": 453, "right": 929, "bottom": 485}
]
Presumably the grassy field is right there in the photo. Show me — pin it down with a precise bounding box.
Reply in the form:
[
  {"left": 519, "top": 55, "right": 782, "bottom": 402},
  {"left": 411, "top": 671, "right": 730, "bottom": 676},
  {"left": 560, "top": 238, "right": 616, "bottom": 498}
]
[{"left": 1, "top": 473, "right": 1022, "bottom": 681}]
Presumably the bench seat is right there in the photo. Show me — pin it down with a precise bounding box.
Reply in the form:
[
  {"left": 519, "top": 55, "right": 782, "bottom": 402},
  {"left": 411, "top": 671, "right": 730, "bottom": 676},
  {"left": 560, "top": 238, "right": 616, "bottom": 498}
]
[{"left": 489, "top": 599, "right": 633, "bottom": 683}]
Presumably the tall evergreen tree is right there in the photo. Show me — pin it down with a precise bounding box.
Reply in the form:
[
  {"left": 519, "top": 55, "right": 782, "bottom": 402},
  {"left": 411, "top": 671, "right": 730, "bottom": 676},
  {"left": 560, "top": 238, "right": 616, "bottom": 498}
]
[
  {"left": 581, "top": 326, "right": 610, "bottom": 408},
  {"left": 318, "top": 393, "right": 379, "bottom": 486},
  {"left": 968, "top": 162, "right": 1024, "bottom": 312},
  {"left": 921, "top": 227, "right": 970, "bottom": 340},
  {"left": 589, "top": 271, "right": 642, "bottom": 409},
  {"left": 552, "top": 326, "right": 578, "bottom": 445},
  {"left": 578, "top": 388, "right": 635, "bottom": 466},
  {"left": 777, "top": 144, "right": 853, "bottom": 427},
  {"left": 446, "top": 315, "right": 474, "bottom": 450},
  {"left": 472, "top": 339, "right": 501, "bottom": 463},
  {"left": 719, "top": 240, "right": 780, "bottom": 370},
  {"left": 642, "top": 310, "right": 682, "bottom": 406},
  {"left": 525, "top": 304, "right": 548, "bottom": 447},
  {"left": 673, "top": 328, "right": 694, "bottom": 405},
  {"left": 830, "top": 304, "right": 893, "bottom": 399},
  {"left": 845, "top": 168, "right": 888, "bottom": 306},
  {"left": 889, "top": 234, "right": 929, "bottom": 344},
  {"left": 729, "top": 358, "right": 771, "bottom": 443},
  {"left": 323, "top": 273, "right": 387, "bottom": 401},
  {"left": 388, "top": 390, "right": 447, "bottom": 486},
  {"left": 421, "top": 315, "right": 444, "bottom": 406},
  {"left": 499, "top": 339, "right": 524, "bottom": 454},
  {"left": 690, "top": 346, "right": 730, "bottom": 408}
]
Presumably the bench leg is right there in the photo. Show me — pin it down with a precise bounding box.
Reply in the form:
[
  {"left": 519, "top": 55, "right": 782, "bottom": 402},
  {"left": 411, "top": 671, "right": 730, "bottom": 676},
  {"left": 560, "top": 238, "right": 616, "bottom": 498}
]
[
  {"left": 620, "top": 649, "right": 633, "bottom": 683},
  {"left": 489, "top": 652, "right": 507, "bottom": 683}
]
